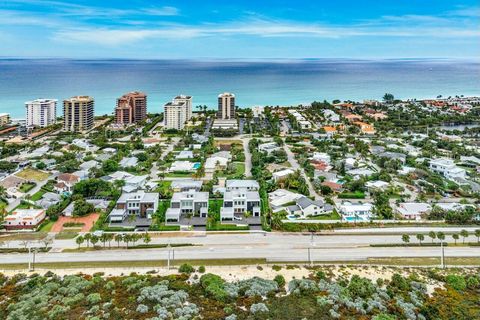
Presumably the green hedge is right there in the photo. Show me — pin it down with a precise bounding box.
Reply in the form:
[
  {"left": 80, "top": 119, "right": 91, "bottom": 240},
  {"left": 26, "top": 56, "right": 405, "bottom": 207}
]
[{"left": 206, "top": 224, "right": 249, "bottom": 231}]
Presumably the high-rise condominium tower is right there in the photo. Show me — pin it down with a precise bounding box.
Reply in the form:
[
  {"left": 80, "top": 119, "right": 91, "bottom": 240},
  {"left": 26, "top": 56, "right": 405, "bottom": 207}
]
[
  {"left": 63, "top": 96, "right": 94, "bottom": 132},
  {"left": 25, "top": 99, "right": 57, "bottom": 127},
  {"left": 218, "top": 92, "right": 235, "bottom": 119},
  {"left": 115, "top": 91, "right": 147, "bottom": 124},
  {"left": 164, "top": 95, "right": 192, "bottom": 130}
]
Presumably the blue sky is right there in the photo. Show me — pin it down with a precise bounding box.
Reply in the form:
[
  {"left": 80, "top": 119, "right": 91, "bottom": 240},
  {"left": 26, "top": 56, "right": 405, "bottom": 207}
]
[{"left": 0, "top": 0, "right": 479, "bottom": 59}]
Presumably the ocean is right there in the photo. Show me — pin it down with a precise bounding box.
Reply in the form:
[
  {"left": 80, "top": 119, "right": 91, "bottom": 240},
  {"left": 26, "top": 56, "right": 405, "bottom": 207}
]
[{"left": 0, "top": 58, "right": 479, "bottom": 118}]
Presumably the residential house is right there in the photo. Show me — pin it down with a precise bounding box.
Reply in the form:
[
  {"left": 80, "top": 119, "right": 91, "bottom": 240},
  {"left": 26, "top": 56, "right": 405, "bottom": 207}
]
[
  {"left": 170, "top": 179, "right": 203, "bottom": 192},
  {"left": 272, "top": 168, "right": 295, "bottom": 182},
  {"left": 165, "top": 190, "right": 209, "bottom": 223},
  {"left": 429, "top": 158, "right": 466, "bottom": 180},
  {"left": 287, "top": 197, "right": 333, "bottom": 217},
  {"left": 338, "top": 202, "right": 373, "bottom": 222},
  {"left": 3, "top": 209, "right": 46, "bottom": 230},
  {"left": 365, "top": 180, "right": 390, "bottom": 192},
  {"left": 109, "top": 190, "right": 159, "bottom": 223},
  {"left": 268, "top": 189, "right": 304, "bottom": 212},
  {"left": 220, "top": 190, "right": 261, "bottom": 221},
  {"left": 395, "top": 202, "right": 431, "bottom": 220},
  {"left": 225, "top": 179, "right": 259, "bottom": 192},
  {"left": 205, "top": 151, "right": 231, "bottom": 173},
  {"left": 176, "top": 150, "right": 194, "bottom": 159},
  {"left": 258, "top": 142, "right": 281, "bottom": 154},
  {"left": 54, "top": 173, "right": 80, "bottom": 193},
  {"left": 169, "top": 161, "right": 199, "bottom": 172},
  {"left": 119, "top": 156, "right": 138, "bottom": 168}
]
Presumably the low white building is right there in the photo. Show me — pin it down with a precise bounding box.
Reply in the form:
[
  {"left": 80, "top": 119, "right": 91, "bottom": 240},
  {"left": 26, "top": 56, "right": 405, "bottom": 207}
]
[
  {"left": 3, "top": 209, "right": 46, "bottom": 230},
  {"left": 286, "top": 197, "right": 333, "bottom": 217},
  {"left": 272, "top": 169, "right": 295, "bottom": 182},
  {"left": 365, "top": 180, "right": 389, "bottom": 191},
  {"left": 169, "top": 161, "right": 199, "bottom": 172},
  {"left": 429, "top": 158, "right": 466, "bottom": 180},
  {"left": 337, "top": 202, "right": 373, "bottom": 222},
  {"left": 268, "top": 189, "right": 303, "bottom": 212},
  {"left": 258, "top": 142, "right": 280, "bottom": 154},
  {"left": 205, "top": 151, "right": 231, "bottom": 173},
  {"left": 395, "top": 202, "right": 431, "bottom": 220}
]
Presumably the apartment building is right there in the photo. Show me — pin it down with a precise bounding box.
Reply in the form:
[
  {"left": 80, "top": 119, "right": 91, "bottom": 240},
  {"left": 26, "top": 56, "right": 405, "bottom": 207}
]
[
  {"left": 63, "top": 96, "right": 94, "bottom": 132},
  {"left": 25, "top": 99, "right": 57, "bottom": 127},
  {"left": 164, "top": 95, "right": 192, "bottom": 130},
  {"left": 0, "top": 113, "right": 10, "bottom": 126},
  {"left": 218, "top": 92, "right": 236, "bottom": 119},
  {"left": 115, "top": 91, "right": 147, "bottom": 124}
]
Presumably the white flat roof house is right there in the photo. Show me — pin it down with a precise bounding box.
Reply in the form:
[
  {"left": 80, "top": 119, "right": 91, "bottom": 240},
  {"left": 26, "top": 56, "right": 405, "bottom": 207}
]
[
  {"left": 3, "top": 209, "right": 46, "bottom": 230},
  {"left": 429, "top": 158, "right": 466, "bottom": 180},
  {"left": 166, "top": 190, "right": 209, "bottom": 222},
  {"left": 110, "top": 190, "right": 159, "bottom": 223},
  {"left": 225, "top": 179, "right": 259, "bottom": 191},
  {"left": 365, "top": 180, "right": 389, "bottom": 191},
  {"left": 258, "top": 142, "right": 280, "bottom": 154},
  {"left": 337, "top": 202, "right": 373, "bottom": 222},
  {"left": 221, "top": 190, "right": 260, "bottom": 221},
  {"left": 205, "top": 151, "right": 231, "bottom": 172},
  {"left": 171, "top": 179, "right": 203, "bottom": 192},
  {"left": 120, "top": 156, "right": 139, "bottom": 168},
  {"left": 268, "top": 189, "right": 304, "bottom": 211},
  {"left": 272, "top": 169, "right": 295, "bottom": 182},
  {"left": 169, "top": 161, "right": 198, "bottom": 172},
  {"left": 176, "top": 150, "right": 194, "bottom": 159}
]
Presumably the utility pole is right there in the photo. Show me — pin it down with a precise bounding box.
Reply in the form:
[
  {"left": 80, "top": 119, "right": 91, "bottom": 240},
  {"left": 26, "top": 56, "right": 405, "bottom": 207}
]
[
  {"left": 167, "top": 243, "right": 171, "bottom": 270},
  {"left": 28, "top": 245, "right": 31, "bottom": 271},
  {"left": 308, "top": 247, "right": 312, "bottom": 267},
  {"left": 440, "top": 241, "right": 445, "bottom": 269},
  {"left": 32, "top": 248, "right": 37, "bottom": 272}
]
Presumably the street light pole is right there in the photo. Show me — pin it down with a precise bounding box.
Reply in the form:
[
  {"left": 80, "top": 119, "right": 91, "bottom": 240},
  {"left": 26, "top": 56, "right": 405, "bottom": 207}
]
[
  {"left": 167, "top": 243, "right": 171, "bottom": 270},
  {"left": 441, "top": 241, "right": 445, "bottom": 269},
  {"left": 308, "top": 247, "right": 312, "bottom": 267}
]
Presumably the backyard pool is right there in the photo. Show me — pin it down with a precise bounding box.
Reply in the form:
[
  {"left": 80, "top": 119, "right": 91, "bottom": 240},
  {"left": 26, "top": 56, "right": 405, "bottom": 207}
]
[{"left": 193, "top": 162, "right": 201, "bottom": 169}]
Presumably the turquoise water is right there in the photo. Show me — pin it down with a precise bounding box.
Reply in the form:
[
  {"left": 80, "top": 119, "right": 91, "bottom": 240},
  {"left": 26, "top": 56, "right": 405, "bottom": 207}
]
[
  {"left": 344, "top": 216, "right": 369, "bottom": 222},
  {"left": 0, "top": 58, "right": 479, "bottom": 118},
  {"left": 193, "top": 162, "right": 201, "bottom": 169}
]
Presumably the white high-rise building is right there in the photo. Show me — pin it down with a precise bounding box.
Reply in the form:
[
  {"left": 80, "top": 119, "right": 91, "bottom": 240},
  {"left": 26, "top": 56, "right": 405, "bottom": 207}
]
[
  {"left": 173, "top": 95, "right": 192, "bottom": 120},
  {"left": 164, "top": 95, "right": 192, "bottom": 130},
  {"left": 25, "top": 99, "right": 57, "bottom": 128}
]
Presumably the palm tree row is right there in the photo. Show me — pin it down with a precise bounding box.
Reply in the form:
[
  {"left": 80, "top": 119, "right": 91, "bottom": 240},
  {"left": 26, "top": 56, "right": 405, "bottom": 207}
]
[
  {"left": 75, "top": 232, "right": 151, "bottom": 249},
  {"left": 402, "top": 229, "right": 480, "bottom": 245}
]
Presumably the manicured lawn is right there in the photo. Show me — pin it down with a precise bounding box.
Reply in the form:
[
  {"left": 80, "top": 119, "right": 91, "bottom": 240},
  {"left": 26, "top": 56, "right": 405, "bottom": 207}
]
[
  {"left": 38, "top": 220, "right": 55, "bottom": 232},
  {"left": 55, "top": 231, "right": 79, "bottom": 240},
  {"left": 31, "top": 189, "right": 46, "bottom": 201},
  {"left": 165, "top": 172, "right": 194, "bottom": 178},
  {"left": 214, "top": 139, "right": 242, "bottom": 146},
  {"left": 19, "top": 182, "right": 36, "bottom": 193},
  {"left": 308, "top": 211, "right": 341, "bottom": 220},
  {"left": 207, "top": 223, "right": 249, "bottom": 231},
  {"left": 15, "top": 168, "right": 50, "bottom": 182},
  {"left": 0, "top": 232, "right": 48, "bottom": 241},
  {"left": 217, "top": 162, "right": 245, "bottom": 178},
  {"left": 338, "top": 191, "right": 366, "bottom": 199}
]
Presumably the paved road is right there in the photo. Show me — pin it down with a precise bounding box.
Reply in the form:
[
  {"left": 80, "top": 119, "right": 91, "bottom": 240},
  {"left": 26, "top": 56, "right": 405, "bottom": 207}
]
[
  {"left": 3, "top": 232, "right": 480, "bottom": 265},
  {"left": 282, "top": 142, "right": 321, "bottom": 200},
  {"left": 242, "top": 137, "right": 252, "bottom": 178},
  {"left": 2, "top": 232, "right": 480, "bottom": 265}
]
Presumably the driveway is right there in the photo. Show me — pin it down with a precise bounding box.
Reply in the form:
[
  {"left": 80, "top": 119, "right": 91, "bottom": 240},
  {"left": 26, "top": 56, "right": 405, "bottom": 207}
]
[{"left": 283, "top": 142, "right": 321, "bottom": 200}]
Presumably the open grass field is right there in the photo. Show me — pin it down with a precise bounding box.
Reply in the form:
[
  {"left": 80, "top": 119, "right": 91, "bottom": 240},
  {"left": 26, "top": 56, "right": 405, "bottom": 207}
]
[{"left": 15, "top": 168, "right": 49, "bottom": 182}]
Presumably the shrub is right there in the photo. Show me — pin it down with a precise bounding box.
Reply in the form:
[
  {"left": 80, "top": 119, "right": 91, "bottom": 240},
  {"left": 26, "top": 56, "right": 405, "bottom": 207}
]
[
  {"left": 178, "top": 263, "right": 195, "bottom": 274},
  {"left": 272, "top": 265, "right": 282, "bottom": 271},
  {"left": 200, "top": 273, "right": 228, "bottom": 301},
  {"left": 198, "top": 265, "right": 206, "bottom": 273},
  {"left": 274, "top": 275, "right": 286, "bottom": 288},
  {"left": 86, "top": 293, "right": 102, "bottom": 305},
  {"left": 250, "top": 303, "right": 269, "bottom": 314},
  {"left": 445, "top": 274, "right": 466, "bottom": 291}
]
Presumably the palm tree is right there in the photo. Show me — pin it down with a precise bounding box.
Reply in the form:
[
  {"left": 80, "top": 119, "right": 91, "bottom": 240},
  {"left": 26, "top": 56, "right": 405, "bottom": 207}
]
[
  {"left": 416, "top": 234, "right": 424, "bottom": 245},
  {"left": 84, "top": 233, "right": 92, "bottom": 248},
  {"left": 114, "top": 234, "right": 122, "bottom": 248},
  {"left": 106, "top": 233, "right": 114, "bottom": 248},
  {"left": 401, "top": 234, "right": 410, "bottom": 245},
  {"left": 452, "top": 234, "right": 459, "bottom": 245},
  {"left": 460, "top": 229, "right": 469, "bottom": 244},
  {"left": 475, "top": 229, "right": 480, "bottom": 243},
  {"left": 428, "top": 231, "right": 436, "bottom": 243},
  {"left": 437, "top": 232, "right": 445, "bottom": 242},
  {"left": 100, "top": 233, "right": 108, "bottom": 248},
  {"left": 76, "top": 235, "right": 85, "bottom": 248},
  {"left": 143, "top": 233, "right": 151, "bottom": 245},
  {"left": 123, "top": 234, "right": 131, "bottom": 248},
  {"left": 90, "top": 235, "right": 99, "bottom": 248}
]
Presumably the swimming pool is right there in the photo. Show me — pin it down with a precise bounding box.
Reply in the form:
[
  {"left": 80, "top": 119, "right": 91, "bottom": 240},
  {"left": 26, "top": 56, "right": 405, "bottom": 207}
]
[
  {"left": 193, "top": 162, "right": 201, "bottom": 169},
  {"left": 344, "top": 216, "right": 369, "bottom": 222}
]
